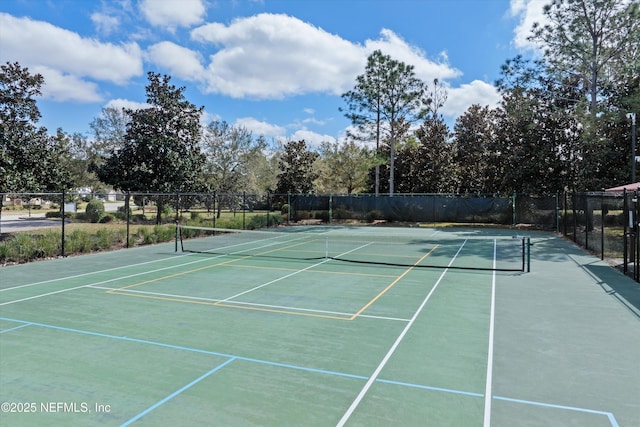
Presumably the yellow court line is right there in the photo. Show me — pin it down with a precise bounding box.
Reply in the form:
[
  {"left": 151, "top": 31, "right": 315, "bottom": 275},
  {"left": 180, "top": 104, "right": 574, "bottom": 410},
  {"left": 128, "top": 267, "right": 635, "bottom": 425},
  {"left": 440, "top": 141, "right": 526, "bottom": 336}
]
[
  {"left": 108, "top": 238, "right": 320, "bottom": 293},
  {"left": 231, "top": 263, "right": 398, "bottom": 278},
  {"left": 349, "top": 245, "right": 439, "bottom": 320},
  {"left": 106, "top": 240, "right": 438, "bottom": 321},
  {"left": 107, "top": 290, "right": 352, "bottom": 320}
]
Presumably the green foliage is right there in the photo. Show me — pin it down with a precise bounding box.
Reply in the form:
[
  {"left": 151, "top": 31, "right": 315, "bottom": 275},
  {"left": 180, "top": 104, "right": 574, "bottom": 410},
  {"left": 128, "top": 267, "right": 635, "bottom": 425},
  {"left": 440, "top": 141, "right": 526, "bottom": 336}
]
[
  {"left": 66, "top": 230, "right": 93, "bottom": 253},
  {"left": 115, "top": 205, "right": 131, "bottom": 220},
  {"left": 246, "top": 213, "right": 282, "bottom": 229},
  {"left": 274, "top": 140, "right": 319, "bottom": 195},
  {"left": 316, "top": 140, "right": 372, "bottom": 194},
  {"left": 0, "top": 62, "right": 72, "bottom": 192},
  {"left": 94, "top": 72, "right": 205, "bottom": 224},
  {"left": 201, "top": 120, "right": 268, "bottom": 194},
  {"left": 341, "top": 50, "right": 427, "bottom": 195},
  {"left": 85, "top": 199, "right": 105, "bottom": 223}
]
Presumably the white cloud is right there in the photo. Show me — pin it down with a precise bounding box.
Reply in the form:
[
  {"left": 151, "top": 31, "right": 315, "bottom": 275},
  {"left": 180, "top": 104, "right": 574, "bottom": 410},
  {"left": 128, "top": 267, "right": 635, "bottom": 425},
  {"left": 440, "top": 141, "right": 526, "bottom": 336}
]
[
  {"left": 146, "top": 41, "right": 206, "bottom": 81},
  {"left": 441, "top": 80, "right": 501, "bottom": 118},
  {"left": 0, "top": 13, "right": 143, "bottom": 94},
  {"left": 139, "top": 0, "right": 206, "bottom": 31},
  {"left": 287, "top": 129, "right": 336, "bottom": 149},
  {"left": 234, "top": 117, "right": 287, "bottom": 137},
  {"left": 364, "top": 29, "right": 462, "bottom": 82},
  {"left": 33, "top": 66, "right": 103, "bottom": 102},
  {"left": 186, "top": 13, "right": 463, "bottom": 102},
  {"left": 191, "top": 13, "right": 364, "bottom": 99},
  {"left": 91, "top": 12, "right": 120, "bottom": 35},
  {"left": 104, "top": 98, "right": 151, "bottom": 111},
  {"left": 510, "top": 0, "right": 548, "bottom": 51}
]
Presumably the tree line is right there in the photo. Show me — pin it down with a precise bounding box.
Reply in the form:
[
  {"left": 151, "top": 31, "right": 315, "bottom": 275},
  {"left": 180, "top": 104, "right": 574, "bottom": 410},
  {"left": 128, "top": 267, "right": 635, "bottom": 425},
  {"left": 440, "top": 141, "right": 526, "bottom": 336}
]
[{"left": 1, "top": 0, "right": 638, "bottom": 203}]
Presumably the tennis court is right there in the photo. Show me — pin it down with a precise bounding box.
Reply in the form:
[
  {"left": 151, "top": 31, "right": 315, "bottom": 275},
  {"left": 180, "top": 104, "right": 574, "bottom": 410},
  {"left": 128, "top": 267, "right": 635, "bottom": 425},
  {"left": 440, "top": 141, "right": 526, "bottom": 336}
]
[{"left": 1, "top": 225, "right": 638, "bottom": 426}]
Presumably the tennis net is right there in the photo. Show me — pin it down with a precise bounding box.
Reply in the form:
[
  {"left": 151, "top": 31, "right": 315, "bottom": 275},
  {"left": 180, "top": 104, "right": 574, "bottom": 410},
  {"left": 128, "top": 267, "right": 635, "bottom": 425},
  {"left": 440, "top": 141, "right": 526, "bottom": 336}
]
[{"left": 177, "top": 225, "right": 530, "bottom": 272}]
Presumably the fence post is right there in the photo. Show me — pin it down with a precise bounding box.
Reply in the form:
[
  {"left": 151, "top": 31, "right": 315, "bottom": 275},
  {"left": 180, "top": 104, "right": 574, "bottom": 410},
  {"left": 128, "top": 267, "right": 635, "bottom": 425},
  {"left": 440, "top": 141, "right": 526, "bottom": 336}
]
[
  {"left": 555, "top": 192, "right": 560, "bottom": 232},
  {"left": 512, "top": 192, "right": 517, "bottom": 226},
  {"left": 267, "top": 193, "right": 271, "bottom": 228},
  {"left": 623, "top": 189, "right": 628, "bottom": 274},
  {"left": 332, "top": 193, "right": 336, "bottom": 224},
  {"left": 600, "top": 191, "right": 604, "bottom": 260},
  {"left": 572, "top": 191, "right": 577, "bottom": 242}
]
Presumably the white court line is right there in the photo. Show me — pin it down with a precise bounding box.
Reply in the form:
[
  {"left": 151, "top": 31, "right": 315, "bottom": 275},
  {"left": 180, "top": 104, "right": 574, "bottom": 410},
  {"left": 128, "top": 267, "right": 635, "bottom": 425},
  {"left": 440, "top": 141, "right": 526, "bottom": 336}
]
[
  {"left": 88, "top": 285, "right": 411, "bottom": 322},
  {"left": 0, "top": 235, "right": 312, "bottom": 306},
  {"left": 219, "top": 242, "right": 373, "bottom": 303},
  {"left": 336, "top": 239, "right": 467, "bottom": 427},
  {"left": 0, "top": 231, "right": 299, "bottom": 293},
  {"left": 483, "top": 240, "right": 497, "bottom": 426}
]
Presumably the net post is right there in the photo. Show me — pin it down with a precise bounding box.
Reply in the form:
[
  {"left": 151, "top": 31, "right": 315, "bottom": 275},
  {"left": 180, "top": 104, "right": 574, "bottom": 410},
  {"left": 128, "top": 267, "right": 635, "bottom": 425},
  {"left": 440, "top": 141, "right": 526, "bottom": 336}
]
[
  {"left": 61, "top": 188, "right": 66, "bottom": 258},
  {"left": 126, "top": 191, "right": 131, "bottom": 249},
  {"left": 526, "top": 237, "right": 531, "bottom": 272},
  {"left": 175, "top": 219, "right": 179, "bottom": 252},
  {"left": 325, "top": 235, "right": 329, "bottom": 260}
]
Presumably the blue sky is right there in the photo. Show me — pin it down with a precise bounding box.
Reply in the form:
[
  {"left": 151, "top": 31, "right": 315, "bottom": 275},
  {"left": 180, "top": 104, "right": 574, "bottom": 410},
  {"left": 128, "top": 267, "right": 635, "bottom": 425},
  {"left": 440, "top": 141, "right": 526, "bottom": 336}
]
[{"left": 0, "top": 0, "right": 545, "bottom": 147}]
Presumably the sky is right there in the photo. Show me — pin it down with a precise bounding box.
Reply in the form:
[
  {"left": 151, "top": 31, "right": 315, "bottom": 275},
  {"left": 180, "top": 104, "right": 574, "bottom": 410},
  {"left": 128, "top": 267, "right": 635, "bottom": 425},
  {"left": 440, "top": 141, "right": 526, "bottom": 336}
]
[{"left": 0, "top": 0, "right": 546, "bottom": 148}]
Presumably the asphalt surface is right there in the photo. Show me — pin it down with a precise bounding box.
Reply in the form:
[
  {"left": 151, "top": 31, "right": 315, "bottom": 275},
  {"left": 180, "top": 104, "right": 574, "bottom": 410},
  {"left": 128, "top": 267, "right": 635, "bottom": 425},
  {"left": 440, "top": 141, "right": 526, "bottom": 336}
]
[{"left": 0, "top": 202, "right": 124, "bottom": 233}]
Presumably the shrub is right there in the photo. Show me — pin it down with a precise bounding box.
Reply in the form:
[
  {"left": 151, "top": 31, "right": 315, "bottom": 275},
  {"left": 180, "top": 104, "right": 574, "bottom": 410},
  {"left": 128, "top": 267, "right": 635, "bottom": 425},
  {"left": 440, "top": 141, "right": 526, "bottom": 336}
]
[
  {"left": 365, "top": 209, "right": 384, "bottom": 223},
  {"left": 153, "top": 225, "right": 175, "bottom": 242},
  {"left": 95, "top": 228, "right": 125, "bottom": 249},
  {"left": 99, "top": 213, "right": 114, "bottom": 223},
  {"left": 281, "top": 204, "right": 289, "bottom": 215},
  {"left": 85, "top": 199, "right": 105, "bottom": 223},
  {"left": 115, "top": 205, "right": 131, "bottom": 220},
  {"left": 66, "top": 229, "right": 93, "bottom": 253}
]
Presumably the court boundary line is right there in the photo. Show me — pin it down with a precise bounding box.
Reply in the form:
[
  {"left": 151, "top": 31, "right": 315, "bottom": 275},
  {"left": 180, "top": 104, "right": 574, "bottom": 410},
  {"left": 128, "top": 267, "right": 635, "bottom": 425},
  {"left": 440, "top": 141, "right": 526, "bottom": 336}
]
[
  {"left": 483, "top": 239, "right": 497, "bottom": 427},
  {"left": 0, "top": 230, "right": 312, "bottom": 294},
  {"left": 0, "top": 323, "right": 31, "bottom": 334},
  {"left": 335, "top": 240, "right": 467, "bottom": 427},
  {"left": 89, "top": 285, "right": 411, "bottom": 322},
  {"left": 100, "top": 242, "right": 440, "bottom": 321},
  {"left": 0, "top": 316, "right": 619, "bottom": 426},
  {"left": 120, "top": 357, "right": 237, "bottom": 426}
]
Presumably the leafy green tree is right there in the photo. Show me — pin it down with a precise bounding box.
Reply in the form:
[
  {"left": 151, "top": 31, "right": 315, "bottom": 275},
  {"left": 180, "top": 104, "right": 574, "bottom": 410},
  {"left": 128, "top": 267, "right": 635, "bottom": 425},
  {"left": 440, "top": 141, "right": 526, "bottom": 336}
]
[
  {"left": 494, "top": 57, "right": 583, "bottom": 192},
  {"left": 89, "top": 106, "right": 129, "bottom": 157},
  {"left": 95, "top": 72, "right": 205, "bottom": 223},
  {"left": 65, "top": 132, "right": 104, "bottom": 193},
  {"left": 201, "top": 120, "right": 267, "bottom": 193},
  {"left": 1, "top": 62, "right": 71, "bottom": 192},
  {"left": 530, "top": 0, "right": 640, "bottom": 115},
  {"left": 453, "top": 104, "right": 501, "bottom": 194},
  {"left": 201, "top": 120, "right": 268, "bottom": 215},
  {"left": 316, "top": 140, "right": 373, "bottom": 194},
  {"left": 274, "top": 140, "right": 319, "bottom": 195},
  {"left": 342, "top": 50, "right": 426, "bottom": 195},
  {"left": 408, "top": 116, "right": 457, "bottom": 193}
]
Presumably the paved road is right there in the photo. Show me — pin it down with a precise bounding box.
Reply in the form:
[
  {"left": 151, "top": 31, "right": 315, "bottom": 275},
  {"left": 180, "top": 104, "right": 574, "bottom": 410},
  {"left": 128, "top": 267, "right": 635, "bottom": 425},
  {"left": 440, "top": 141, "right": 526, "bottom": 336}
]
[{"left": 0, "top": 202, "right": 124, "bottom": 233}]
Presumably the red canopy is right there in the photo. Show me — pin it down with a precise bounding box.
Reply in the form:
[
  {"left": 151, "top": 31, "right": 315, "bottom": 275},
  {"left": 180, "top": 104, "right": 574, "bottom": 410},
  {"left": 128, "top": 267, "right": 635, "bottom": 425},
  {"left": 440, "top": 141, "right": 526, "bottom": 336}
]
[{"left": 605, "top": 182, "right": 640, "bottom": 192}]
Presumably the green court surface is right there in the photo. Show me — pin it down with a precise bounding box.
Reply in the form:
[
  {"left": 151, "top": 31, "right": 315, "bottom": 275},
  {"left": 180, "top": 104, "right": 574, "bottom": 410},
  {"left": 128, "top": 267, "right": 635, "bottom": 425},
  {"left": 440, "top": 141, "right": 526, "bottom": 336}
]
[{"left": 0, "top": 226, "right": 638, "bottom": 426}]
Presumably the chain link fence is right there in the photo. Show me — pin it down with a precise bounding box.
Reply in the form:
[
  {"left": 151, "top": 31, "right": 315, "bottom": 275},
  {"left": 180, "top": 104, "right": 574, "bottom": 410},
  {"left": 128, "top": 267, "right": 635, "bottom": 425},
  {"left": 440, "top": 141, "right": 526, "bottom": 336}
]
[{"left": 2, "top": 190, "right": 639, "bottom": 282}]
